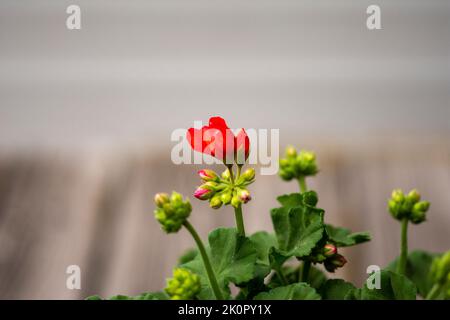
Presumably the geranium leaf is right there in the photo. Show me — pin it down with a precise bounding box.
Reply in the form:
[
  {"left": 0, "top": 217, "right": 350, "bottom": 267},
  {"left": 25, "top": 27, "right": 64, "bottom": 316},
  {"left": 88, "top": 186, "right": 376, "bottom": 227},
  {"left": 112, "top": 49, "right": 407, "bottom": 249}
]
[
  {"left": 249, "top": 231, "right": 277, "bottom": 267},
  {"left": 254, "top": 283, "right": 321, "bottom": 300},
  {"left": 325, "top": 224, "right": 371, "bottom": 247},
  {"left": 387, "top": 250, "right": 441, "bottom": 298},
  {"left": 271, "top": 205, "right": 325, "bottom": 259},
  {"left": 345, "top": 270, "right": 416, "bottom": 300},
  {"left": 319, "top": 279, "right": 356, "bottom": 300}
]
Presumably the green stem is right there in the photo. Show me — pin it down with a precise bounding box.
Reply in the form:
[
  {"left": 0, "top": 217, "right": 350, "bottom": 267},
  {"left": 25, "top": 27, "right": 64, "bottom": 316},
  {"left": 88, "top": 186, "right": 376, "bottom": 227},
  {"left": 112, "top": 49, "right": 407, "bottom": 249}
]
[
  {"left": 298, "top": 176, "right": 307, "bottom": 193},
  {"left": 425, "top": 283, "right": 441, "bottom": 300},
  {"left": 301, "top": 261, "right": 311, "bottom": 283},
  {"left": 234, "top": 205, "right": 246, "bottom": 237},
  {"left": 276, "top": 268, "right": 289, "bottom": 286},
  {"left": 183, "top": 221, "right": 224, "bottom": 300},
  {"left": 237, "top": 165, "right": 242, "bottom": 179},
  {"left": 397, "top": 218, "right": 409, "bottom": 275},
  {"left": 227, "top": 165, "right": 235, "bottom": 183}
]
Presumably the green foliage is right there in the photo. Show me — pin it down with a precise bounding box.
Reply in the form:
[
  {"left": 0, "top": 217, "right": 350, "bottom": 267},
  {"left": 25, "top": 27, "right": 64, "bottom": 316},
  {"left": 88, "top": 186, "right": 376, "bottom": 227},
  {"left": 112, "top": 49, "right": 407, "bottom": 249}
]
[
  {"left": 387, "top": 250, "right": 441, "bottom": 298},
  {"left": 319, "top": 279, "right": 356, "bottom": 300},
  {"left": 345, "top": 270, "right": 416, "bottom": 300},
  {"left": 325, "top": 224, "right": 371, "bottom": 247},
  {"left": 254, "top": 283, "right": 321, "bottom": 300},
  {"left": 181, "top": 228, "right": 258, "bottom": 300}
]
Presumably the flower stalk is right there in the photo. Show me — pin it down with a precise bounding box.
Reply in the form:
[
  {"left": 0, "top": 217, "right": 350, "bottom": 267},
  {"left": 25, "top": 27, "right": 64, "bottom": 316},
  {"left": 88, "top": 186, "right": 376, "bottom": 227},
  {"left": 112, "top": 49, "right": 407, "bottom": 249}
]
[
  {"left": 398, "top": 218, "right": 409, "bottom": 275},
  {"left": 183, "top": 220, "right": 224, "bottom": 300}
]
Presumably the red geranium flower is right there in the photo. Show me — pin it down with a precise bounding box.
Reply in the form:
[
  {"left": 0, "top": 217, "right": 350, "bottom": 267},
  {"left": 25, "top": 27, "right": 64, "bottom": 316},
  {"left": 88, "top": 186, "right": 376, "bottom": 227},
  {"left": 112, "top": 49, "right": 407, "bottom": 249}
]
[{"left": 187, "top": 117, "right": 250, "bottom": 165}]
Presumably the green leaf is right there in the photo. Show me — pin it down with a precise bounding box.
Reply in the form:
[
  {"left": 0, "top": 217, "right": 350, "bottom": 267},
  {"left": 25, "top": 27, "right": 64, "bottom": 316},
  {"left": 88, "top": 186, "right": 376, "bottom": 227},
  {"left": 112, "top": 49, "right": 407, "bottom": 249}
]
[
  {"left": 277, "top": 191, "right": 318, "bottom": 208},
  {"left": 345, "top": 270, "right": 416, "bottom": 300},
  {"left": 254, "top": 283, "right": 321, "bottom": 300},
  {"left": 271, "top": 205, "right": 325, "bottom": 259},
  {"left": 319, "top": 279, "right": 356, "bottom": 300},
  {"left": 387, "top": 250, "right": 441, "bottom": 298},
  {"left": 182, "top": 228, "right": 258, "bottom": 300},
  {"left": 325, "top": 224, "right": 371, "bottom": 247},
  {"left": 85, "top": 295, "right": 102, "bottom": 300},
  {"left": 249, "top": 231, "right": 277, "bottom": 267},
  {"left": 109, "top": 295, "right": 131, "bottom": 300},
  {"left": 177, "top": 248, "right": 198, "bottom": 265}
]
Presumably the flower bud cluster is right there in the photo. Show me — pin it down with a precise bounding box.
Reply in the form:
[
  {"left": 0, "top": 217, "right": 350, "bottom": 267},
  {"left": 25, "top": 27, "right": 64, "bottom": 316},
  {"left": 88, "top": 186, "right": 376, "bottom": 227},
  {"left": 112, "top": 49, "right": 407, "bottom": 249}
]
[
  {"left": 279, "top": 146, "right": 318, "bottom": 181},
  {"left": 307, "top": 243, "right": 347, "bottom": 273},
  {"left": 388, "top": 189, "right": 430, "bottom": 224},
  {"left": 194, "top": 167, "right": 255, "bottom": 209},
  {"left": 154, "top": 192, "right": 192, "bottom": 233},
  {"left": 165, "top": 268, "right": 201, "bottom": 300}
]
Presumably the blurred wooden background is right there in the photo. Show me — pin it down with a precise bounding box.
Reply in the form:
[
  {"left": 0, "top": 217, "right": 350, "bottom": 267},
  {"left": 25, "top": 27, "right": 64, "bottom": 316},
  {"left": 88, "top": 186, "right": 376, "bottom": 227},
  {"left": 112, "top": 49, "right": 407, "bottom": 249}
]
[{"left": 0, "top": 138, "right": 448, "bottom": 299}]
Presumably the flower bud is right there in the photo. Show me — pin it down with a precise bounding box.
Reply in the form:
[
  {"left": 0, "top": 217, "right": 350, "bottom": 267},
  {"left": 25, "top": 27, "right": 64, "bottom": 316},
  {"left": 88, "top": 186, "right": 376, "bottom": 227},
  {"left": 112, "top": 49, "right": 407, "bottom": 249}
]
[
  {"left": 165, "top": 268, "right": 201, "bottom": 300},
  {"left": 323, "top": 243, "right": 337, "bottom": 258},
  {"left": 154, "top": 191, "right": 191, "bottom": 233},
  {"left": 154, "top": 193, "right": 170, "bottom": 208},
  {"left": 407, "top": 189, "right": 421, "bottom": 203},
  {"left": 231, "top": 195, "right": 242, "bottom": 208},
  {"left": 286, "top": 146, "right": 297, "bottom": 158},
  {"left": 324, "top": 254, "right": 347, "bottom": 273},
  {"left": 221, "top": 169, "right": 231, "bottom": 181},
  {"left": 410, "top": 201, "right": 430, "bottom": 224},
  {"left": 241, "top": 168, "right": 255, "bottom": 182},
  {"left": 391, "top": 189, "right": 404, "bottom": 203},
  {"left": 194, "top": 184, "right": 215, "bottom": 200},
  {"left": 198, "top": 169, "right": 219, "bottom": 182},
  {"left": 210, "top": 195, "right": 223, "bottom": 209},
  {"left": 238, "top": 189, "right": 251, "bottom": 204},
  {"left": 220, "top": 190, "right": 232, "bottom": 205},
  {"left": 279, "top": 168, "right": 294, "bottom": 181}
]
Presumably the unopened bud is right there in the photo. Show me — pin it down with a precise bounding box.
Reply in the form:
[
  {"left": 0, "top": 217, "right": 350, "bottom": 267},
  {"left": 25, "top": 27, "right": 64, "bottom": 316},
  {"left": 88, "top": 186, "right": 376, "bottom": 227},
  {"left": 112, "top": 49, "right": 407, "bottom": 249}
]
[
  {"left": 391, "top": 189, "right": 404, "bottom": 203},
  {"left": 194, "top": 184, "right": 215, "bottom": 200},
  {"left": 407, "top": 189, "right": 421, "bottom": 203},
  {"left": 286, "top": 146, "right": 297, "bottom": 158},
  {"left": 221, "top": 169, "right": 231, "bottom": 181},
  {"left": 220, "top": 191, "right": 232, "bottom": 205},
  {"left": 323, "top": 243, "right": 337, "bottom": 258},
  {"left": 154, "top": 193, "right": 170, "bottom": 208},
  {"left": 324, "top": 254, "right": 347, "bottom": 273},
  {"left": 238, "top": 189, "right": 251, "bottom": 204},
  {"left": 198, "top": 169, "right": 219, "bottom": 182},
  {"left": 210, "top": 196, "right": 223, "bottom": 209},
  {"left": 241, "top": 168, "right": 255, "bottom": 182},
  {"left": 231, "top": 195, "right": 242, "bottom": 208}
]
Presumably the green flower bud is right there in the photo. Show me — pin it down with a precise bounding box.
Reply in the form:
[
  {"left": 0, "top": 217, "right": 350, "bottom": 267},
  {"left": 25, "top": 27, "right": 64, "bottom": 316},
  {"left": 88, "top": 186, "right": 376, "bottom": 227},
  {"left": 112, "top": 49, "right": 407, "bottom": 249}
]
[
  {"left": 154, "top": 193, "right": 170, "bottom": 208},
  {"left": 210, "top": 195, "right": 223, "bottom": 209},
  {"left": 231, "top": 195, "right": 242, "bottom": 208},
  {"left": 407, "top": 189, "right": 421, "bottom": 204},
  {"left": 154, "top": 191, "right": 191, "bottom": 233},
  {"left": 165, "top": 268, "right": 201, "bottom": 300},
  {"left": 241, "top": 168, "right": 255, "bottom": 182},
  {"left": 220, "top": 190, "right": 232, "bottom": 205},
  {"left": 286, "top": 146, "right": 297, "bottom": 158},
  {"left": 221, "top": 169, "right": 231, "bottom": 181},
  {"left": 279, "top": 168, "right": 294, "bottom": 181},
  {"left": 391, "top": 189, "right": 404, "bottom": 203},
  {"left": 430, "top": 251, "right": 450, "bottom": 285}
]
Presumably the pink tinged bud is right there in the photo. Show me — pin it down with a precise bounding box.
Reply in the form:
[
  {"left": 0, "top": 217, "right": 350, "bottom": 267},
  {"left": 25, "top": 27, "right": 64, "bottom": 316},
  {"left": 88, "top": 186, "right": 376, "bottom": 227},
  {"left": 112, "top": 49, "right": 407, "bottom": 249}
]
[
  {"left": 198, "top": 169, "right": 218, "bottom": 182},
  {"left": 194, "top": 185, "right": 214, "bottom": 200},
  {"left": 238, "top": 189, "right": 251, "bottom": 204},
  {"left": 323, "top": 243, "right": 337, "bottom": 257}
]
